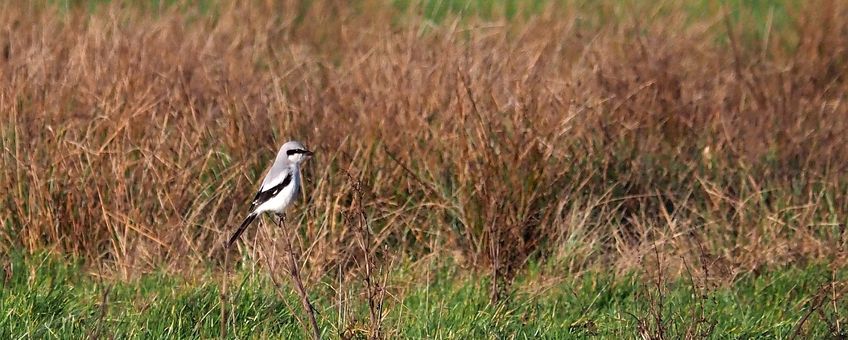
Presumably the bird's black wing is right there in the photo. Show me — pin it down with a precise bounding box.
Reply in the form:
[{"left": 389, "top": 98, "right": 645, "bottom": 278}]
[
  {"left": 248, "top": 172, "right": 292, "bottom": 212},
  {"left": 228, "top": 170, "right": 294, "bottom": 248}
]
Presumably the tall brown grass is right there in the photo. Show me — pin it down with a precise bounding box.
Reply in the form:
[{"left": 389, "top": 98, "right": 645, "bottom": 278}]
[{"left": 1, "top": 0, "right": 847, "bottom": 288}]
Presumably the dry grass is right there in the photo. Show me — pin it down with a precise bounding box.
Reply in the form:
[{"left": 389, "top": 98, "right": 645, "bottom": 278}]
[{"left": 1, "top": 0, "right": 847, "bottom": 288}]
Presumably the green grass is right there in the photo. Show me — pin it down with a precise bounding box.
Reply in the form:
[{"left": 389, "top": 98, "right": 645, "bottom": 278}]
[
  {"left": 43, "top": 0, "right": 797, "bottom": 25},
  {"left": 392, "top": 0, "right": 796, "bottom": 25},
  {"left": 2, "top": 253, "right": 845, "bottom": 338}
]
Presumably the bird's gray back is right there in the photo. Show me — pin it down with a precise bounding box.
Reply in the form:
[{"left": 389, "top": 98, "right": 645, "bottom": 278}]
[{"left": 261, "top": 152, "right": 293, "bottom": 190}]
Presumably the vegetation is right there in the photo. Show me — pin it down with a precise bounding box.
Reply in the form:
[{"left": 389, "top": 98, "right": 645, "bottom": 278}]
[
  {"left": 2, "top": 253, "right": 848, "bottom": 338},
  {"left": 1, "top": 0, "right": 847, "bottom": 338}
]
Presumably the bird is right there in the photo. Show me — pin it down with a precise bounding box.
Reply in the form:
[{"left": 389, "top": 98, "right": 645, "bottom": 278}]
[{"left": 227, "top": 140, "right": 314, "bottom": 248}]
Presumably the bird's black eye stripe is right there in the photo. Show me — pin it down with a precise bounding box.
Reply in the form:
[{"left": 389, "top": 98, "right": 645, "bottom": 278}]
[{"left": 286, "top": 149, "right": 308, "bottom": 156}]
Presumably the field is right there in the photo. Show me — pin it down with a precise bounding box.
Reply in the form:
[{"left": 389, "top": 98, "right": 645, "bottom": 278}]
[
  {"left": 4, "top": 253, "right": 848, "bottom": 338},
  {"left": 1, "top": 0, "right": 848, "bottom": 338}
]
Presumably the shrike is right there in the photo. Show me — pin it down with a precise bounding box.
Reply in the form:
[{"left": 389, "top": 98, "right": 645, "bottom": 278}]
[{"left": 227, "top": 140, "right": 314, "bottom": 248}]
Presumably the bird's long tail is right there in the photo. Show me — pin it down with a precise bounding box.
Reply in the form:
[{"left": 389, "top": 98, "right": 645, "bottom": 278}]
[{"left": 227, "top": 213, "right": 257, "bottom": 248}]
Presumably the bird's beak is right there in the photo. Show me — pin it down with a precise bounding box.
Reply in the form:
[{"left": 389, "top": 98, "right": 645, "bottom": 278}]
[{"left": 305, "top": 150, "right": 314, "bottom": 157}]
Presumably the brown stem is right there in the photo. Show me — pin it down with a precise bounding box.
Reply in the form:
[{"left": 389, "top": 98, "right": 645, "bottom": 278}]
[
  {"left": 347, "top": 173, "right": 382, "bottom": 339},
  {"left": 220, "top": 247, "right": 229, "bottom": 339},
  {"left": 279, "top": 214, "right": 321, "bottom": 340},
  {"left": 489, "top": 222, "right": 500, "bottom": 304},
  {"left": 263, "top": 222, "right": 308, "bottom": 332}
]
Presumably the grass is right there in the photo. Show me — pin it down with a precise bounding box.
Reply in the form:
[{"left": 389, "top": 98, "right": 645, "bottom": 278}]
[
  {"left": 2, "top": 253, "right": 847, "bottom": 338},
  {"left": 2, "top": 0, "right": 848, "bottom": 338}
]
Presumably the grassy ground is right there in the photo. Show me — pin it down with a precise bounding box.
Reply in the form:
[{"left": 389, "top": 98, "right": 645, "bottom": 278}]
[
  {"left": 2, "top": 253, "right": 847, "bottom": 338},
  {"left": 2, "top": 0, "right": 848, "bottom": 338}
]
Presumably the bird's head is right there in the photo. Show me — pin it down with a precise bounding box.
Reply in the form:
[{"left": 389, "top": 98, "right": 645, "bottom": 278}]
[{"left": 280, "top": 140, "right": 314, "bottom": 164}]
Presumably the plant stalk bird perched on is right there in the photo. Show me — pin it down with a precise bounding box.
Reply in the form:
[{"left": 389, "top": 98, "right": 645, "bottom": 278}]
[{"left": 227, "top": 140, "right": 314, "bottom": 248}]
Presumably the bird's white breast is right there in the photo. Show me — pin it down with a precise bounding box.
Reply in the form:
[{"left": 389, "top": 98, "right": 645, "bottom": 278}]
[{"left": 255, "top": 166, "right": 301, "bottom": 214}]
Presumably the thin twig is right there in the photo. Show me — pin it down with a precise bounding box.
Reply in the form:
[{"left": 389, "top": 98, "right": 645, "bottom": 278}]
[
  {"left": 86, "top": 284, "right": 111, "bottom": 340},
  {"left": 790, "top": 284, "right": 830, "bottom": 340},
  {"left": 263, "top": 220, "right": 308, "bottom": 333},
  {"left": 280, "top": 215, "right": 321, "bottom": 340},
  {"left": 344, "top": 170, "right": 384, "bottom": 339},
  {"left": 220, "top": 249, "right": 229, "bottom": 339}
]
